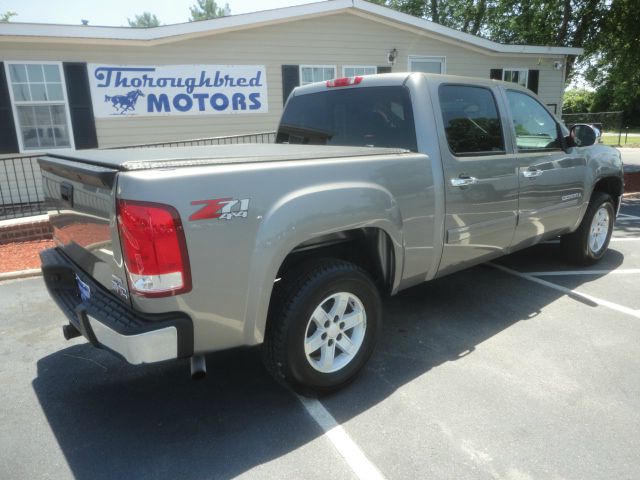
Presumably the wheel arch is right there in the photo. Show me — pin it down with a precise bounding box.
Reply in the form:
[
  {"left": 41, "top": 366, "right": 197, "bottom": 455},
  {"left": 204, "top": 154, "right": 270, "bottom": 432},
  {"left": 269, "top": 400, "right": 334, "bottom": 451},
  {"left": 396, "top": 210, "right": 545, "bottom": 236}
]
[
  {"left": 592, "top": 175, "right": 624, "bottom": 210},
  {"left": 243, "top": 182, "right": 404, "bottom": 346}
]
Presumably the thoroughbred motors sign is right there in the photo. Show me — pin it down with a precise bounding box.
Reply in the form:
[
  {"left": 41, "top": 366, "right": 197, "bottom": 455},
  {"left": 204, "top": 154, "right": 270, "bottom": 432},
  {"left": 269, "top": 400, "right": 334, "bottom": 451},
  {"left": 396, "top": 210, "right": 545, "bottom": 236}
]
[{"left": 88, "top": 64, "right": 268, "bottom": 117}]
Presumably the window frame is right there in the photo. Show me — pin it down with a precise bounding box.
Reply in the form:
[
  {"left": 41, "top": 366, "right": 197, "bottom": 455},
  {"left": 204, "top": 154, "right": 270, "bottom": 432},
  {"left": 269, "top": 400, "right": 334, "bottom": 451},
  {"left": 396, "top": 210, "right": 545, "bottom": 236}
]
[
  {"left": 4, "top": 60, "right": 75, "bottom": 153},
  {"left": 299, "top": 65, "right": 337, "bottom": 86},
  {"left": 502, "top": 68, "right": 529, "bottom": 88},
  {"left": 342, "top": 65, "right": 377, "bottom": 77},
  {"left": 408, "top": 55, "right": 446, "bottom": 74},
  {"left": 438, "top": 83, "right": 507, "bottom": 158},
  {"left": 505, "top": 88, "right": 564, "bottom": 153}
]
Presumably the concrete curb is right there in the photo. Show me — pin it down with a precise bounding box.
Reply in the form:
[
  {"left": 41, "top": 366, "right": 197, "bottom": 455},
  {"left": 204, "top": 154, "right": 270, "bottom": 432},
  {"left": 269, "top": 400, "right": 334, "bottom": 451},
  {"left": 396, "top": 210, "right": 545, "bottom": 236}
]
[{"left": 0, "top": 269, "right": 42, "bottom": 282}]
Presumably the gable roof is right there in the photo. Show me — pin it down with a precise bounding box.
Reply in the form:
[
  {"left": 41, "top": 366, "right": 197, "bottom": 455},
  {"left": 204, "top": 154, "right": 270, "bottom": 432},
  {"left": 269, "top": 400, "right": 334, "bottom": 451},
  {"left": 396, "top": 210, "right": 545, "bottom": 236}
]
[{"left": 0, "top": 0, "right": 583, "bottom": 56}]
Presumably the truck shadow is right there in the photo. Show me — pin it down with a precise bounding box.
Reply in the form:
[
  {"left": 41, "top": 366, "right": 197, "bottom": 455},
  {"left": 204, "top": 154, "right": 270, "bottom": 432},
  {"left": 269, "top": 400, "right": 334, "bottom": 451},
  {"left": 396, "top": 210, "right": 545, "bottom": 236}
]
[{"left": 32, "top": 243, "right": 626, "bottom": 479}]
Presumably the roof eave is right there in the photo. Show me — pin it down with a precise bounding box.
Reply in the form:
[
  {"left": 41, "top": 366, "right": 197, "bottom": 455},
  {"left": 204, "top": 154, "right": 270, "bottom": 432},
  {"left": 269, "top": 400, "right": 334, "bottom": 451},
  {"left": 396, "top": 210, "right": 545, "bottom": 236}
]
[{"left": 0, "top": 0, "right": 585, "bottom": 56}]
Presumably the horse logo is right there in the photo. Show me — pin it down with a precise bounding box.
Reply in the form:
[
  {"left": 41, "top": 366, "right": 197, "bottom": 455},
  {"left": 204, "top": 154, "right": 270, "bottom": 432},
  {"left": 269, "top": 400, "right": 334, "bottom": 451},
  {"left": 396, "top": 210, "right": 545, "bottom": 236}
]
[{"left": 104, "top": 89, "right": 145, "bottom": 114}]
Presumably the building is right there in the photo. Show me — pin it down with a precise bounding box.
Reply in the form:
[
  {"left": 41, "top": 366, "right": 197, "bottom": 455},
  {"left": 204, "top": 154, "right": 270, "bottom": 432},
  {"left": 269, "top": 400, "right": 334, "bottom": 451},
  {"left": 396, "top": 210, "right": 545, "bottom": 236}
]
[{"left": 0, "top": 0, "right": 582, "bottom": 154}]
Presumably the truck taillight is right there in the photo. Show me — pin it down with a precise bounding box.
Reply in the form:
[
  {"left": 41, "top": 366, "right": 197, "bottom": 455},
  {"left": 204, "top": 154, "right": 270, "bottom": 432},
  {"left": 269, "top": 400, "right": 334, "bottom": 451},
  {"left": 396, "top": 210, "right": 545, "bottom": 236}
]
[
  {"left": 116, "top": 199, "right": 191, "bottom": 297},
  {"left": 326, "top": 76, "right": 363, "bottom": 87}
]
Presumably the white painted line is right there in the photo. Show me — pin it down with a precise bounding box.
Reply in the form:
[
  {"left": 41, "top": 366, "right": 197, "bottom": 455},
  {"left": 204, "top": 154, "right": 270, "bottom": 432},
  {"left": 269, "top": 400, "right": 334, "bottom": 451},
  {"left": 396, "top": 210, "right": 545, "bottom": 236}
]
[
  {"left": 297, "top": 395, "right": 386, "bottom": 480},
  {"left": 526, "top": 269, "right": 640, "bottom": 276},
  {"left": 617, "top": 213, "right": 640, "bottom": 220},
  {"left": 610, "top": 237, "right": 640, "bottom": 242},
  {"left": 488, "top": 263, "right": 640, "bottom": 319}
]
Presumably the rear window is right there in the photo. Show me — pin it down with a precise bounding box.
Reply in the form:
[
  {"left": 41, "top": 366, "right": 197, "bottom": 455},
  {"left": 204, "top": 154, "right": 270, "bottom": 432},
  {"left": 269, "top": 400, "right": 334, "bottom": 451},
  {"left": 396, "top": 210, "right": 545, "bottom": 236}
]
[
  {"left": 439, "top": 85, "right": 505, "bottom": 156},
  {"left": 276, "top": 86, "right": 418, "bottom": 152}
]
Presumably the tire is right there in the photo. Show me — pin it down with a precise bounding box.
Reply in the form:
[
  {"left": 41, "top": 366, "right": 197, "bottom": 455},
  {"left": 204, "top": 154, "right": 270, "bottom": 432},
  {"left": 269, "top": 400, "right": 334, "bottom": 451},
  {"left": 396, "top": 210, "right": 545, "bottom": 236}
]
[
  {"left": 561, "top": 191, "right": 615, "bottom": 266},
  {"left": 263, "top": 259, "right": 382, "bottom": 395}
]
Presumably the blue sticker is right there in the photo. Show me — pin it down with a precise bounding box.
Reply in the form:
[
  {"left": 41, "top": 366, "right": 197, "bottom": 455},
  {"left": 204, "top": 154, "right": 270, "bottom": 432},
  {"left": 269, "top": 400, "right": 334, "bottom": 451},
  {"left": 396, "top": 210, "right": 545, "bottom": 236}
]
[{"left": 75, "top": 275, "right": 91, "bottom": 303}]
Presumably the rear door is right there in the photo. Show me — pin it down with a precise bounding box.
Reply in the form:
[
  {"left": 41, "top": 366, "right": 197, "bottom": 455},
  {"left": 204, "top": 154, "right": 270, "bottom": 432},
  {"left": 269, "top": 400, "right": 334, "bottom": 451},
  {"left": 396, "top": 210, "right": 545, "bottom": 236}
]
[
  {"left": 504, "top": 89, "right": 587, "bottom": 249},
  {"left": 434, "top": 83, "right": 519, "bottom": 276}
]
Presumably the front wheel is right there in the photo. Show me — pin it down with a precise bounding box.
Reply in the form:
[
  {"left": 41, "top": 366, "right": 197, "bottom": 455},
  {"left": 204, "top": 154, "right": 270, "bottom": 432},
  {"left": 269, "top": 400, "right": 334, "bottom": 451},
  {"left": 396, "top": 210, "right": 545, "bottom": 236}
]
[
  {"left": 561, "top": 192, "right": 615, "bottom": 266},
  {"left": 263, "top": 259, "right": 382, "bottom": 395}
]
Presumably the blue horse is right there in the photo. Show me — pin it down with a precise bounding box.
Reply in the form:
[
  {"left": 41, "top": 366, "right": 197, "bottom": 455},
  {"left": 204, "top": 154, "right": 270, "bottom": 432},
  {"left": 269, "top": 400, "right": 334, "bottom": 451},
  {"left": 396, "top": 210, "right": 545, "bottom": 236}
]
[{"left": 105, "top": 89, "right": 145, "bottom": 114}]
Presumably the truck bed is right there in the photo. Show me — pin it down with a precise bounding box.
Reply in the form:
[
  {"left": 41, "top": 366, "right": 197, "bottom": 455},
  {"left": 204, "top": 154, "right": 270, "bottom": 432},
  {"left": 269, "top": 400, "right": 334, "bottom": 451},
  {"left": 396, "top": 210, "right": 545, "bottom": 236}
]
[{"left": 43, "top": 144, "right": 407, "bottom": 171}]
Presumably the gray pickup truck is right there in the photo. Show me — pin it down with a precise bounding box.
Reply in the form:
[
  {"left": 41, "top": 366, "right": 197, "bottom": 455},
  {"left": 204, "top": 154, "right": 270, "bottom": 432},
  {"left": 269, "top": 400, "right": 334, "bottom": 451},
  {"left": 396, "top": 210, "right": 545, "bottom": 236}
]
[{"left": 39, "top": 73, "right": 623, "bottom": 394}]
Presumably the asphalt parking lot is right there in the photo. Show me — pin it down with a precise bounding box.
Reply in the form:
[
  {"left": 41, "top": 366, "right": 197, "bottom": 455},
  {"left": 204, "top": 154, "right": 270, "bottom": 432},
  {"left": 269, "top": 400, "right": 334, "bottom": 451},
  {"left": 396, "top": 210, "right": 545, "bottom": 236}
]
[{"left": 1, "top": 198, "right": 639, "bottom": 480}]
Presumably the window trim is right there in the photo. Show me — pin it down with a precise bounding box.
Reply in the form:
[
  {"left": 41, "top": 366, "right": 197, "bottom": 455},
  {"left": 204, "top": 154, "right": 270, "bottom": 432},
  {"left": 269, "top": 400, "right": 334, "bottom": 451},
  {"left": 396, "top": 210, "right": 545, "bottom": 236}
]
[
  {"left": 299, "top": 65, "right": 337, "bottom": 86},
  {"left": 438, "top": 83, "right": 507, "bottom": 158},
  {"left": 505, "top": 88, "right": 563, "bottom": 153},
  {"left": 502, "top": 68, "right": 529, "bottom": 88},
  {"left": 408, "top": 55, "right": 446, "bottom": 74},
  {"left": 4, "top": 60, "right": 76, "bottom": 153},
  {"left": 341, "top": 65, "right": 377, "bottom": 77}
]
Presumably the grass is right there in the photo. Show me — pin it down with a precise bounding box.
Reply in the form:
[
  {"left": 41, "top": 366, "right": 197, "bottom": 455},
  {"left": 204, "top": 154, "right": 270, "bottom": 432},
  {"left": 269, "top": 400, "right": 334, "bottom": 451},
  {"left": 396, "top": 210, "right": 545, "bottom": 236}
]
[{"left": 601, "top": 133, "right": 640, "bottom": 147}]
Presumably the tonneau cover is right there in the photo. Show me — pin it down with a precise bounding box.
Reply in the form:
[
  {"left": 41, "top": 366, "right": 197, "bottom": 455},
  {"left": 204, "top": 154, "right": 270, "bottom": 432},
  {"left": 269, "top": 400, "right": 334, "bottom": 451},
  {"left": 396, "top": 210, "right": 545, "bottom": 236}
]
[{"left": 41, "top": 144, "right": 408, "bottom": 171}]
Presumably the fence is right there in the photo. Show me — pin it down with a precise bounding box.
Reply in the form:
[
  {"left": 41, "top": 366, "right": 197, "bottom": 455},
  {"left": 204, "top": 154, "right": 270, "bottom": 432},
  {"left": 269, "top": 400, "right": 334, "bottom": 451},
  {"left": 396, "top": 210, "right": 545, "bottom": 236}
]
[
  {"left": 0, "top": 131, "right": 276, "bottom": 221},
  {"left": 561, "top": 111, "right": 624, "bottom": 138}
]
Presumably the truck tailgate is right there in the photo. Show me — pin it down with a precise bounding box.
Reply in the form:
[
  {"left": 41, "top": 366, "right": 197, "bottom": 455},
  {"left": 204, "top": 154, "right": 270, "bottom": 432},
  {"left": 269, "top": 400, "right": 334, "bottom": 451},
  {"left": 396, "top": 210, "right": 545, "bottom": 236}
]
[{"left": 38, "top": 155, "right": 130, "bottom": 304}]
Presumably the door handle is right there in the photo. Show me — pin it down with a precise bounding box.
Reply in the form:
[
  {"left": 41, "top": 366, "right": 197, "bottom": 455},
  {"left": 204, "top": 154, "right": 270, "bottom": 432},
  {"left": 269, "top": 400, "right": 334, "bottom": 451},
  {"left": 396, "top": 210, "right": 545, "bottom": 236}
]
[
  {"left": 522, "top": 168, "right": 543, "bottom": 178},
  {"left": 450, "top": 176, "right": 478, "bottom": 187}
]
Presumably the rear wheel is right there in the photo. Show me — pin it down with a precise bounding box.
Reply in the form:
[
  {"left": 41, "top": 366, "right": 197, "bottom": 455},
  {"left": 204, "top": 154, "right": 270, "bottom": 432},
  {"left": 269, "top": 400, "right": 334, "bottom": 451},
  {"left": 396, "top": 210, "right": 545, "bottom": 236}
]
[
  {"left": 263, "top": 259, "right": 381, "bottom": 395},
  {"left": 561, "top": 192, "right": 615, "bottom": 266}
]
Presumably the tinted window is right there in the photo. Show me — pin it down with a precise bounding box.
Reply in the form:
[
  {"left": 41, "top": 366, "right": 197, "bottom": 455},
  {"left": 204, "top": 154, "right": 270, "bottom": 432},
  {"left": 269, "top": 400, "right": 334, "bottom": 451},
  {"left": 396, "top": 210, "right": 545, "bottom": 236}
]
[
  {"left": 439, "top": 85, "right": 505, "bottom": 156},
  {"left": 506, "top": 90, "right": 561, "bottom": 151},
  {"left": 276, "top": 86, "right": 418, "bottom": 151}
]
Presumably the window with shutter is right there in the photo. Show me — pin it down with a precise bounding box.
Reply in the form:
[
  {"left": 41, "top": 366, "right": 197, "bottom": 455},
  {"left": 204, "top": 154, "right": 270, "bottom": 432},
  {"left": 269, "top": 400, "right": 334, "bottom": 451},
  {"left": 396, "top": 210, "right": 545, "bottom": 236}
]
[{"left": 4, "top": 62, "right": 75, "bottom": 151}]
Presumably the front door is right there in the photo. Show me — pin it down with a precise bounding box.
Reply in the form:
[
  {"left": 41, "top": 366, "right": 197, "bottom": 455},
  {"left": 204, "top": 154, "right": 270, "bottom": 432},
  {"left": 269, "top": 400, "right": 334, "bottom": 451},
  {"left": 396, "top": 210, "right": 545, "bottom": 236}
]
[
  {"left": 505, "top": 90, "right": 587, "bottom": 249},
  {"left": 435, "top": 83, "right": 519, "bottom": 277}
]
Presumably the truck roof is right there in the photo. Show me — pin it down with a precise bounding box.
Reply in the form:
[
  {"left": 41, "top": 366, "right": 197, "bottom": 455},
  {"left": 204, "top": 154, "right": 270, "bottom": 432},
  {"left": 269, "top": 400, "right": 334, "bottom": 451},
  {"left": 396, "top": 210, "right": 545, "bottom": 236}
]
[
  {"left": 291, "top": 71, "right": 531, "bottom": 96},
  {"left": 40, "top": 144, "right": 409, "bottom": 171}
]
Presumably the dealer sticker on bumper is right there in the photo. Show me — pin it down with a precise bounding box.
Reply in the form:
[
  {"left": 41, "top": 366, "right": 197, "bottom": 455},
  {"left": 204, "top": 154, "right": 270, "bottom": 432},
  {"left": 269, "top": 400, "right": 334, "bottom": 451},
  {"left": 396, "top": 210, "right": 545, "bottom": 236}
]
[{"left": 76, "top": 275, "right": 91, "bottom": 302}]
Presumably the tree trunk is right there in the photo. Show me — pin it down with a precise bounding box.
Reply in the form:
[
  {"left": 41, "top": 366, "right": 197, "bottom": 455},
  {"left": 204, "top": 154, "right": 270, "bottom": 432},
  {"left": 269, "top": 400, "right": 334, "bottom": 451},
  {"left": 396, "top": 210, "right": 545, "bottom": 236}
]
[
  {"left": 557, "top": 0, "right": 571, "bottom": 44},
  {"left": 470, "top": 0, "right": 487, "bottom": 36},
  {"left": 430, "top": 0, "right": 439, "bottom": 23}
]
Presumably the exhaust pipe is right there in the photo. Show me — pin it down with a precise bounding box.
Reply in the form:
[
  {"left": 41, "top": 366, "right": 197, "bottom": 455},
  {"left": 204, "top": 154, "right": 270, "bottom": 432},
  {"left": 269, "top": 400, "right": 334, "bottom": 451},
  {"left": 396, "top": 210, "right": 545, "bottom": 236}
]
[
  {"left": 63, "top": 323, "right": 81, "bottom": 340},
  {"left": 190, "top": 355, "right": 207, "bottom": 380}
]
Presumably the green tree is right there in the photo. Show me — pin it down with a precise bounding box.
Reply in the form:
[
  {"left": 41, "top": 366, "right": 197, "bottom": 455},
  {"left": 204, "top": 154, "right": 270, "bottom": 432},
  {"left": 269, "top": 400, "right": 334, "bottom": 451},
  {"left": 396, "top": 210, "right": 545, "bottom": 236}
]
[
  {"left": 128, "top": 12, "right": 161, "bottom": 28},
  {"left": 381, "top": 0, "right": 607, "bottom": 81},
  {"left": 562, "top": 89, "right": 595, "bottom": 113},
  {"left": 1, "top": 10, "right": 16, "bottom": 22},
  {"left": 584, "top": 0, "right": 640, "bottom": 126},
  {"left": 189, "top": 0, "right": 228, "bottom": 21}
]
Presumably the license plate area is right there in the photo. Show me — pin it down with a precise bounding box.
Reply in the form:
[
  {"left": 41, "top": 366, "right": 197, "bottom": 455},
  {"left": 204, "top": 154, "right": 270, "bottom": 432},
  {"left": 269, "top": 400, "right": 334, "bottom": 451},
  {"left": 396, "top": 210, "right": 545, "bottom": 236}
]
[{"left": 75, "top": 275, "right": 91, "bottom": 302}]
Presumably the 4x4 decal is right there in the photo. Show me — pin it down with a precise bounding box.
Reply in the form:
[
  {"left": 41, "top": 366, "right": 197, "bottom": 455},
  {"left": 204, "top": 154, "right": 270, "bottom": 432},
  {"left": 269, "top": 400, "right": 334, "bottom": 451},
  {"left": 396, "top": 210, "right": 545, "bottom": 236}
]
[{"left": 189, "top": 198, "right": 250, "bottom": 221}]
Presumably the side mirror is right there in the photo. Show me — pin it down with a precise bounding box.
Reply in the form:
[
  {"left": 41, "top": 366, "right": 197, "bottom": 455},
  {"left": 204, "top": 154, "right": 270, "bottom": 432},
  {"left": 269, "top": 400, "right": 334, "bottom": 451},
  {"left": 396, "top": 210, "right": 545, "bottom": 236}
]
[{"left": 568, "top": 124, "right": 598, "bottom": 147}]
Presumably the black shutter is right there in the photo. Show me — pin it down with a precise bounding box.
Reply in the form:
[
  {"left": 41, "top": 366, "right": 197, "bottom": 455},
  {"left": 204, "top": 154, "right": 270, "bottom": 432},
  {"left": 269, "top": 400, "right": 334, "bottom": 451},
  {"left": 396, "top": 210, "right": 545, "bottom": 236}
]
[
  {"left": 490, "top": 68, "right": 503, "bottom": 80},
  {"left": 377, "top": 66, "right": 392, "bottom": 74},
  {"left": 0, "top": 63, "right": 20, "bottom": 154},
  {"left": 281, "top": 65, "right": 300, "bottom": 106},
  {"left": 63, "top": 63, "right": 98, "bottom": 149},
  {"left": 527, "top": 70, "right": 539, "bottom": 94}
]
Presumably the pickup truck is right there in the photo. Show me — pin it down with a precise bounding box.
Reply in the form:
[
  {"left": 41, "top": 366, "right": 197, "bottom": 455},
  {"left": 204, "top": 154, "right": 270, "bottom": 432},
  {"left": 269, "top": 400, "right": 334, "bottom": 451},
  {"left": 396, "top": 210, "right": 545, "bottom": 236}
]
[{"left": 39, "top": 73, "right": 623, "bottom": 394}]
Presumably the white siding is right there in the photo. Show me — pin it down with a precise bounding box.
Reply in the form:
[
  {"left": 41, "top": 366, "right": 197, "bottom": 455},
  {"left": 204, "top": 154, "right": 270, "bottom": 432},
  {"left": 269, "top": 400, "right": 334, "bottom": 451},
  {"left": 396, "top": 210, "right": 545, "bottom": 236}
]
[{"left": 1, "top": 12, "right": 567, "bottom": 148}]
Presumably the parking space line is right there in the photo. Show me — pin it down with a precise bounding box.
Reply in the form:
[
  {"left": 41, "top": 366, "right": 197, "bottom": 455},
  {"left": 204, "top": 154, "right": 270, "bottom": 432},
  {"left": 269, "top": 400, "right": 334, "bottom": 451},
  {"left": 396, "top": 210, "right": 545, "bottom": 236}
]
[
  {"left": 525, "top": 269, "right": 640, "bottom": 276},
  {"left": 297, "top": 395, "right": 386, "bottom": 480},
  {"left": 610, "top": 237, "right": 640, "bottom": 242},
  {"left": 617, "top": 213, "right": 640, "bottom": 220},
  {"left": 488, "top": 263, "right": 640, "bottom": 319}
]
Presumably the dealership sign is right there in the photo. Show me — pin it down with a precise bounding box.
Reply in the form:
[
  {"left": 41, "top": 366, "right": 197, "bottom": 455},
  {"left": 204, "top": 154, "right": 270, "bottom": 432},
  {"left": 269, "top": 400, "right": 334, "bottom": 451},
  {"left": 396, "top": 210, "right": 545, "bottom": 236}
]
[{"left": 88, "top": 64, "right": 268, "bottom": 117}]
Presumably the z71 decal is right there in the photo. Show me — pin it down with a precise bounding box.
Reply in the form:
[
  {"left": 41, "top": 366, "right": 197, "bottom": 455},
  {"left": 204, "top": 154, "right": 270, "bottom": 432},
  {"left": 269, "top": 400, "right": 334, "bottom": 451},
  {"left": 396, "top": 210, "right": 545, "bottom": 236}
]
[{"left": 189, "top": 198, "right": 250, "bottom": 221}]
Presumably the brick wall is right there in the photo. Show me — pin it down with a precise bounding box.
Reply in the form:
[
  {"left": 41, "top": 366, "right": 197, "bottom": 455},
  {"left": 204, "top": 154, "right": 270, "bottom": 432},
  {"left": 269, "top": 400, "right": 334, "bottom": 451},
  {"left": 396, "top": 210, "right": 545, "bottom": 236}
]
[{"left": 0, "top": 218, "right": 52, "bottom": 244}]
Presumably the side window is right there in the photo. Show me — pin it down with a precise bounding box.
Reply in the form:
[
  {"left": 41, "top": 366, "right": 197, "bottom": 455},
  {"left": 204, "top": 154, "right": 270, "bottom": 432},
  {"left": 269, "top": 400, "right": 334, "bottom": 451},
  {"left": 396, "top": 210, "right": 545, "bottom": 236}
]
[
  {"left": 439, "top": 85, "right": 505, "bottom": 156},
  {"left": 506, "top": 90, "right": 561, "bottom": 151}
]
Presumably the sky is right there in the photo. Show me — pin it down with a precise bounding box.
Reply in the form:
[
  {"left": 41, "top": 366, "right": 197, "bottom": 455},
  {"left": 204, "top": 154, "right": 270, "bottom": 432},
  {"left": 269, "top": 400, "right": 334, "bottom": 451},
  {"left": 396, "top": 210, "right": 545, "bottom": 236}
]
[{"left": 1, "top": 0, "right": 324, "bottom": 26}]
